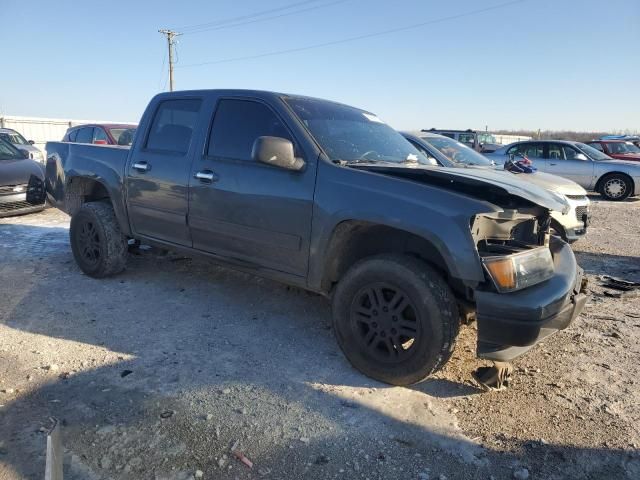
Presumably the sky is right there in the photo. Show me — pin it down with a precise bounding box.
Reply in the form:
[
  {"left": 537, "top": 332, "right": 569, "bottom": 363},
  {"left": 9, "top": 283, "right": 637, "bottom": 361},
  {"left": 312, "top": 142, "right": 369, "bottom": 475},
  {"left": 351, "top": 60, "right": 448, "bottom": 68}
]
[{"left": 1, "top": 0, "right": 638, "bottom": 132}]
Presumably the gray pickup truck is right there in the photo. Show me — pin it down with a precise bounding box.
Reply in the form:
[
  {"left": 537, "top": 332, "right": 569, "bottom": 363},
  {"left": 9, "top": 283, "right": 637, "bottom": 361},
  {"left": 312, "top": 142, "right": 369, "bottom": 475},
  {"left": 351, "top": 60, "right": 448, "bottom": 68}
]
[{"left": 46, "top": 90, "right": 587, "bottom": 386}]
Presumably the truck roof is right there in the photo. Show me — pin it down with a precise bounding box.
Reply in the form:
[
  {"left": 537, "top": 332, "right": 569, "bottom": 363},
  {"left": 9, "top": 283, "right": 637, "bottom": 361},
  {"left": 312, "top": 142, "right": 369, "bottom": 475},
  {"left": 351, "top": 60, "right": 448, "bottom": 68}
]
[{"left": 153, "top": 89, "right": 372, "bottom": 113}]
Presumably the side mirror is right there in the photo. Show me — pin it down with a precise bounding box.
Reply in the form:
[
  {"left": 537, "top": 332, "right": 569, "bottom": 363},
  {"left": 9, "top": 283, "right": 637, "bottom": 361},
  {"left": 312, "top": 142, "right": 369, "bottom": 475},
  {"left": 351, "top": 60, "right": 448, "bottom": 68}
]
[
  {"left": 252, "top": 136, "right": 304, "bottom": 171},
  {"left": 28, "top": 140, "right": 35, "bottom": 145},
  {"left": 574, "top": 153, "right": 588, "bottom": 161}
]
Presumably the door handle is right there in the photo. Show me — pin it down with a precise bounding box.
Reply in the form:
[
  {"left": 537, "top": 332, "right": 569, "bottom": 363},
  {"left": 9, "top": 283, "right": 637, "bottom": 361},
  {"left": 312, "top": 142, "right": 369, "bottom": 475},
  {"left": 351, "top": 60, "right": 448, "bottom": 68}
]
[
  {"left": 194, "top": 170, "right": 218, "bottom": 183},
  {"left": 132, "top": 161, "right": 150, "bottom": 172},
  {"left": 550, "top": 163, "right": 557, "bottom": 166}
]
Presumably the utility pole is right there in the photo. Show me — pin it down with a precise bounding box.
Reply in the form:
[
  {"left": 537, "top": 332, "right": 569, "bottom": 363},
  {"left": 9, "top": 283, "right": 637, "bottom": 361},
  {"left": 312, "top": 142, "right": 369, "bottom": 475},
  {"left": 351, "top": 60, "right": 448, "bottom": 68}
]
[{"left": 158, "top": 29, "right": 181, "bottom": 91}]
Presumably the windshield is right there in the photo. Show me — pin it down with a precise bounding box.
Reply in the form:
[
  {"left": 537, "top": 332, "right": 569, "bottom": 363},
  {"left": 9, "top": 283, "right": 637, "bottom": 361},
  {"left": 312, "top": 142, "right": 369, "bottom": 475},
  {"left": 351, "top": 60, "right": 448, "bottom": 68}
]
[
  {"left": 576, "top": 143, "right": 612, "bottom": 161},
  {"left": 284, "top": 97, "right": 428, "bottom": 164},
  {"left": 0, "top": 139, "right": 24, "bottom": 160},
  {"left": 606, "top": 142, "right": 640, "bottom": 154},
  {"left": 423, "top": 135, "right": 494, "bottom": 166},
  {"left": 109, "top": 127, "right": 136, "bottom": 146},
  {"left": 478, "top": 132, "right": 497, "bottom": 144},
  {"left": 0, "top": 131, "right": 28, "bottom": 145}
]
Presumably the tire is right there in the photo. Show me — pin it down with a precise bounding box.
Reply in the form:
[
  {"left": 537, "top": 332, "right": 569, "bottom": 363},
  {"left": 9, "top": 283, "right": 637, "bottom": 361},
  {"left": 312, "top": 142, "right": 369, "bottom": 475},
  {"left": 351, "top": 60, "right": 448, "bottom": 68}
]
[
  {"left": 600, "top": 173, "right": 632, "bottom": 201},
  {"left": 331, "top": 254, "right": 459, "bottom": 386},
  {"left": 69, "top": 201, "right": 127, "bottom": 278}
]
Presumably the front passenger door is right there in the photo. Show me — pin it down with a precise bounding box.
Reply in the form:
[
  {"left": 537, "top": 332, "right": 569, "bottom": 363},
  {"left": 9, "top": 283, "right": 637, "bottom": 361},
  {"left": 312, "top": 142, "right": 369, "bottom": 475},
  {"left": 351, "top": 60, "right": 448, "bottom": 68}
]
[
  {"left": 545, "top": 143, "right": 594, "bottom": 188},
  {"left": 188, "top": 98, "right": 316, "bottom": 277}
]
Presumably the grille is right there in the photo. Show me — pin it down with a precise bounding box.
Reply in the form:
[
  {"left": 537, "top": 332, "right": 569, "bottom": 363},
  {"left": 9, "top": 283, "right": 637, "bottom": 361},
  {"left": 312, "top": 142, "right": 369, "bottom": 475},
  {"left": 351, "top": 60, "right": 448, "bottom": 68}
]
[
  {"left": 575, "top": 206, "right": 589, "bottom": 221},
  {"left": 0, "top": 200, "right": 44, "bottom": 213},
  {"left": 566, "top": 195, "right": 588, "bottom": 201},
  {"left": 0, "top": 184, "right": 28, "bottom": 196}
]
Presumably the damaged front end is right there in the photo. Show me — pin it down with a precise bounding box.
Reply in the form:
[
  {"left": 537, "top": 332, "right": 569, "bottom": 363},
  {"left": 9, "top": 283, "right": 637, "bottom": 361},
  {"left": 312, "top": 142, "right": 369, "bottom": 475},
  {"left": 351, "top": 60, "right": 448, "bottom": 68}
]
[{"left": 470, "top": 207, "right": 588, "bottom": 362}]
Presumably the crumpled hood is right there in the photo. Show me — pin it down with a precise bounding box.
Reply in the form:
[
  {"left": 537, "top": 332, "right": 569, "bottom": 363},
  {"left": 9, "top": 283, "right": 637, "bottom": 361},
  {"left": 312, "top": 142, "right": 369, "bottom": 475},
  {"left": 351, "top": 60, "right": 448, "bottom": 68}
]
[
  {"left": 0, "top": 158, "right": 45, "bottom": 185},
  {"left": 351, "top": 163, "right": 570, "bottom": 213}
]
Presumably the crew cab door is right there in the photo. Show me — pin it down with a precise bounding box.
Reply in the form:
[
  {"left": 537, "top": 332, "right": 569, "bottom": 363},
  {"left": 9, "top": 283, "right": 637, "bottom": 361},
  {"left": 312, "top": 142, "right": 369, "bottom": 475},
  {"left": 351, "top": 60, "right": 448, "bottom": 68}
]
[
  {"left": 126, "top": 97, "right": 203, "bottom": 246},
  {"left": 187, "top": 97, "right": 316, "bottom": 277}
]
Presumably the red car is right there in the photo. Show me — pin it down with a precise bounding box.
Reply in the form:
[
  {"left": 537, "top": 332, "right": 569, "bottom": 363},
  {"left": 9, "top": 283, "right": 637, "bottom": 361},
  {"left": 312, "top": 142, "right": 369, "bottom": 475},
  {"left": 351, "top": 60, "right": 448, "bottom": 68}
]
[
  {"left": 62, "top": 123, "right": 137, "bottom": 146},
  {"left": 587, "top": 140, "right": 640, "bottom": 162}
]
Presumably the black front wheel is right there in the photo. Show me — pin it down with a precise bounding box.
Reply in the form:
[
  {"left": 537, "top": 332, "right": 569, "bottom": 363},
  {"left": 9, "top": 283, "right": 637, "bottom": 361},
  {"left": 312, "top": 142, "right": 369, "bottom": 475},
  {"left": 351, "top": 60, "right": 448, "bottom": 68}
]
[
  {"left": 70, "top": 201, "right": 127, "bottom": 278},
  {"left": 332, "top": 254, "right": 459, "bottom": 386}
]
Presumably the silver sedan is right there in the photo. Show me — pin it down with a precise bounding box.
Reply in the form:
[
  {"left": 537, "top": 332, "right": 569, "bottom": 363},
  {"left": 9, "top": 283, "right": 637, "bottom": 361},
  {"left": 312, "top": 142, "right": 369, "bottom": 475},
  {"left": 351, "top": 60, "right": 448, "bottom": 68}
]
[{"left": 486, "top": 140, "right": 640, "bottom": 201}]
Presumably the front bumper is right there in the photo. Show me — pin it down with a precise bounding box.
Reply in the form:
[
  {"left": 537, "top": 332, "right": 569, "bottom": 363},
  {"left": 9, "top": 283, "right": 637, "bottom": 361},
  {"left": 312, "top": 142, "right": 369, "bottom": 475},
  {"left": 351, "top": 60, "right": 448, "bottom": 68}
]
[{"left": 474, "top": 238, "right": 587, "bottom": 361}]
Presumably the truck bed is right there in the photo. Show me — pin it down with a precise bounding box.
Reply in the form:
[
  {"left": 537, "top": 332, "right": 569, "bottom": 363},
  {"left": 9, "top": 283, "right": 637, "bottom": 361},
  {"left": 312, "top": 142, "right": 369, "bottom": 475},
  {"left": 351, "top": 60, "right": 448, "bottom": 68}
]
[{"left": 45, "top": 142, "right": 129, "bottom": 212}]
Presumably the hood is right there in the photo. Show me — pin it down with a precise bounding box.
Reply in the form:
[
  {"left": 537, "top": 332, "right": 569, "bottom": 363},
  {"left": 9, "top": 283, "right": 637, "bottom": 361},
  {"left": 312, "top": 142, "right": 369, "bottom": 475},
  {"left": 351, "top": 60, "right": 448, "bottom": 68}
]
[
  {"left": 611, "top": 153, "right": 640, "bottom": 160},
  {"left": 0, "top": 158, "right": 45, "bottom": 185},
  {"left": 510, "top": 171, "right": 586, "bottom": 195},
  {"left": 598, "top": 158, "right": 640, "bottom": 167},
  {"left": 13, "top": 144, "right": 41, "bottom": 154},
  {"left": 349, "top": 163, "right": 570, "bottom": 213}
]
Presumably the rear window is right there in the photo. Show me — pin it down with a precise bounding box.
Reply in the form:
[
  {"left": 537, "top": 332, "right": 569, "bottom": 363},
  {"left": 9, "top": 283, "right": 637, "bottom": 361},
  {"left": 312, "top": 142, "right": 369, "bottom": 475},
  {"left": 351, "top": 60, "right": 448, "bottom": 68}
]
[{"left": 146, "top": 99, "right": 202, "bottom": 153}]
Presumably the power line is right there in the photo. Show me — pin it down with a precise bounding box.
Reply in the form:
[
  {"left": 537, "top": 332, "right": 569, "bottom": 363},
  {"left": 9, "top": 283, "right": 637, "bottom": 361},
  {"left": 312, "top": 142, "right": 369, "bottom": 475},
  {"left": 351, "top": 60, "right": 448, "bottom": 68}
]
[
  {"left": 157, "top": 49, "right": 167, "bottom": 91},
  {"left": 180, "top": 0, "right": 351, "bottom": 36},
  {"left": 174, "top": 0, "right": 325, "bottom": 33},
  {"left": 179, "top": 0, "right": 526, "bottom": 69}
]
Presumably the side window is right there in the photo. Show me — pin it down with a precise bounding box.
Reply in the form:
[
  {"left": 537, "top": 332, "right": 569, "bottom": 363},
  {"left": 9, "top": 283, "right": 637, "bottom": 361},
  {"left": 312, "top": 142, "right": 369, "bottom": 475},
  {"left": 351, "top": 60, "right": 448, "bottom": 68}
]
[
  {"left": 75, "top": 127, "right": 94, "bottom": 144},
  {"left": 207, "top": 99, "right": 292, "bottom": 161},
  {"left": 408, "top": 140, "right": 438, "bottom": 165},
  {"left": 548, "top": 144, "right": 564, "bottom": 160},
  {"left": 563, "top": 146, "right": 582, "bottom": 160},
  {"left": 93, "top": 127, "right": 108, "bottom": 144},
  {"left": 145, "top": 99, "right": 202, "bottom": 154},
  {"left": 589, "top": 142, "right": 604, "bottom": 152},
  {"left": 68, "top": 129, "right": 79, "bottom": 142},
  {"left": 458, "top": 133, "right": 475, "bottom": 146}
]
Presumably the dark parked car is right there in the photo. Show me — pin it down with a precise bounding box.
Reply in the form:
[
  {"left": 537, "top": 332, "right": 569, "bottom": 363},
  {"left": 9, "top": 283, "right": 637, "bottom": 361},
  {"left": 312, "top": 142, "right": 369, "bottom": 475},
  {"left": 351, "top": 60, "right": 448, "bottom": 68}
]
[
  {"left": 422, "top": 128, "right": 501, "bottom": 153},
  {"left": 0, "top": 138, "right": 46, "bottom": 217},
  {"left": 63, "top": 124, "right": 137, "bottom": 146},
  {"left": 46, "top": 90, "right": 586, "bottom": 386},
  {"left": 0, "top": 127, "right": 45, "bottom": 163}
]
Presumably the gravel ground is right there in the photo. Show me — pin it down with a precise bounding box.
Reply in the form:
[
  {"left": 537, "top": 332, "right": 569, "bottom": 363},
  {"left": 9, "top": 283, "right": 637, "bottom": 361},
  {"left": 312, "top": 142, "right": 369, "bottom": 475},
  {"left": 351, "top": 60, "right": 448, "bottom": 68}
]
[{"left": 0, "top": 198, "right": 638, "bottom": 480}]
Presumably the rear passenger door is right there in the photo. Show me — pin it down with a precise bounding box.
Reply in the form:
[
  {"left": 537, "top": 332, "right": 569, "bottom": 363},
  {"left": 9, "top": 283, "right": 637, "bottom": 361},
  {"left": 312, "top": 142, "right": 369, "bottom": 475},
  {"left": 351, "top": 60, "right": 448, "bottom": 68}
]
[
  {"left": 187, "top": 97, "right": 316, "bottom": 277},
  {"left": 126, "top": 97, "right": 203, "bottom": 246},
  {"left": 507, "top": 142, "right": 547, "bottom": 170}
]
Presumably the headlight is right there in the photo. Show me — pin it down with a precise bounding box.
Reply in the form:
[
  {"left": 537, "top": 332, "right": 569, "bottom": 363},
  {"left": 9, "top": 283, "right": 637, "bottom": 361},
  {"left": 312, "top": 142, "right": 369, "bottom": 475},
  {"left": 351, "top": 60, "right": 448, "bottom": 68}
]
[{"left": 482, "top": 247, "right": 554, "bottom": 292}]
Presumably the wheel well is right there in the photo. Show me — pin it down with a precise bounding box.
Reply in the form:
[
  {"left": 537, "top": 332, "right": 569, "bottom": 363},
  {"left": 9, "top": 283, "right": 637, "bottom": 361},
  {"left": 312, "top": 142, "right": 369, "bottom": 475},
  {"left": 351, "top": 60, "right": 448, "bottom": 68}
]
[
  {"left": 321, "top": 221, "right": 449, "bottom": 293},
  {"left": 65, "top": 177, "right": 110, "bottom": 215},
  {"left": 595, "top": 172, "right": 634, "bottom": 194}
]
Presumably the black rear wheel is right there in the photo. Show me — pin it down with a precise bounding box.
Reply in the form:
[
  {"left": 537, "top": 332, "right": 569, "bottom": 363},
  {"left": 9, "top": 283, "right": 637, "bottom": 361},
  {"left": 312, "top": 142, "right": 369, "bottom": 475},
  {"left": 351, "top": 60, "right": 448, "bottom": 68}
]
[
  {"left": 332, "top": 254, "right": 459, "bottom": 386},
  {"left": 70, "top": 201, "right": 127, "bottom": 278}
]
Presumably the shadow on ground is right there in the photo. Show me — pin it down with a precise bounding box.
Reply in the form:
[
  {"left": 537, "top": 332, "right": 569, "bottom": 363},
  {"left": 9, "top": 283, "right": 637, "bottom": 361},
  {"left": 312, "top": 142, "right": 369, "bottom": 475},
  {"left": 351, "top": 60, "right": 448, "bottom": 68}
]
[{"left": 0, "top": 223, "right": 638, "bottom": 479}]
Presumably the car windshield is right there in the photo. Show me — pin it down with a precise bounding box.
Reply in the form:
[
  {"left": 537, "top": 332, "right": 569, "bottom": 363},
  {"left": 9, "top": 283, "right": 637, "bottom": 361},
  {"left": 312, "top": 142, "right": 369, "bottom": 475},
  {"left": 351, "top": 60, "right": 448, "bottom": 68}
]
[
  {"left": 606, "top": 142, "right": 640, "bottom": 154},
  {"left": 284, "top": 97, "right": 428, "bottom": 164},
  {"left": 478, "top": 132, "right": 497, "bottom": 144},
  {"left": 0, "top": 131, "right": 28, "bottom": 145},
  {"left": 423, "top": 136, "right": 494, "bottom": 166},
  {"left": 109, "top": 127, "right": 136, "bottom": 146},
  {"left": 577, "top": 143, "right": 612, "bottom": 161},
  {"left": 0, "top": 139, "right": 24, "bottom": 160}
]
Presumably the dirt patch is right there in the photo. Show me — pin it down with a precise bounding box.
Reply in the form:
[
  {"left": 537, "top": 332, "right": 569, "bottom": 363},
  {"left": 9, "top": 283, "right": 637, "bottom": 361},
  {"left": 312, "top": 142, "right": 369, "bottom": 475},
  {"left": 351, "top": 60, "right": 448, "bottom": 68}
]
[{"left": 1, "top": 199, "right": 639, "bottom": 479}]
